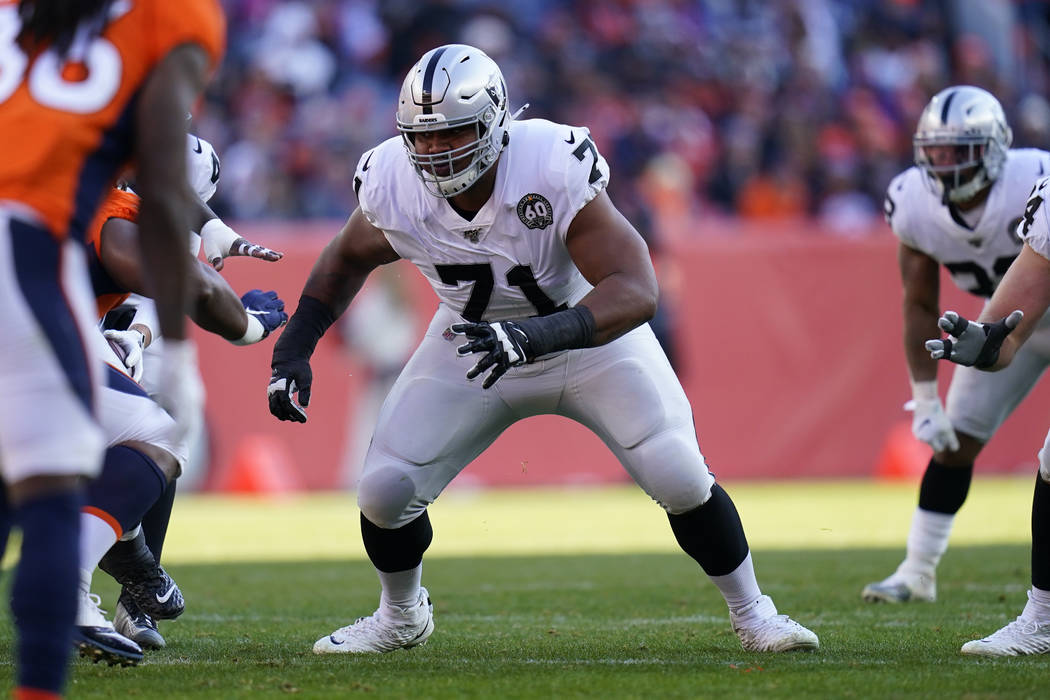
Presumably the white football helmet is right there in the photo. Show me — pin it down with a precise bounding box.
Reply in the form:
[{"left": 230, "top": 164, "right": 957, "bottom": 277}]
[
  {"left": 186, "top": 133, "right": 220, "bottom": 203},
  {"left": 396, "top": 44, "right": 510, "bottom": 198},
  {"left": 117, "top": 134, "right": 220, "bottom": 203},
  {"left": 913, "top": 85, "right": 1013, "bottom": 204}
]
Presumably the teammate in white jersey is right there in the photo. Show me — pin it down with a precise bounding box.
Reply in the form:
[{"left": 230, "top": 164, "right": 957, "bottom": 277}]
[
  {"left": 924, "top": 176, "right": 1050, "bottom": 655},
  {"left": 863, "top": 86, "right": 1050, "bottom": 605},
  {"left": 267, "top": 44, "right": 818, "bottom": 655}
]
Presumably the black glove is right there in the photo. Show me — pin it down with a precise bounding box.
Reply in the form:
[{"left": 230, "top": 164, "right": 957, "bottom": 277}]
[
  {"left": 451, "top": 320, "right": 536, "bottom": 389},
  {"left": 268, "top": 357, "right": 312, "bottom": 422},
  {"left": 924, "top": 309, "right": 1023, "bottom": 369}
]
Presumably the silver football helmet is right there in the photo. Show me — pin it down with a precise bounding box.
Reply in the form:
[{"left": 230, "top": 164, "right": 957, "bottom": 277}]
[
  {"left": 396, "top": 44, "right": 510, "bottom": 198},
  {"left": 913, "top": 85, "right": 1013, "bottom": 204}
]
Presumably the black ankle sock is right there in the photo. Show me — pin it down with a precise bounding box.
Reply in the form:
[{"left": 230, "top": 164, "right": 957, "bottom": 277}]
[{"left": 98, "top": 527, "right": 155, "bottom": 583}]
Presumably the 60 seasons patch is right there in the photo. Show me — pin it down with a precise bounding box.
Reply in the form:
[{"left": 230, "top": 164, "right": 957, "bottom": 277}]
[{"left": 517, "top": 193, "right": 554, "bottom": 230}]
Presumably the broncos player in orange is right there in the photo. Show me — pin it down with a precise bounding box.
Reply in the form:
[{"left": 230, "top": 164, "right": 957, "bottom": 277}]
[{"left": 0, "top": 1, "right": 223, "bottom": 697}]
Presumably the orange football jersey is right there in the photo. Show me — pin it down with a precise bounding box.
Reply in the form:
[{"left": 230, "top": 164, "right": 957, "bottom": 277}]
[
  {"left": 87, "top": 187, "right": 140, "bottom": 319},
  {"left": 0, "top": 0, "right": 224, "bottom": 241}
]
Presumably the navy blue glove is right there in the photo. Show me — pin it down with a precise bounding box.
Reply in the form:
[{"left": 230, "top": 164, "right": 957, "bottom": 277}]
[{"left": 240, "top": 289, "right": 288, "bottom": 341}]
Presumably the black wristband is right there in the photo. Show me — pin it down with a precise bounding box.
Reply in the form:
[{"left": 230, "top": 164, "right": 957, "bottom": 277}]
[
  {"left": 272, "top": 295, "right": 337, "bottom": 364},
  {"left": 515, "top": 306, "right": 596, "bottom": 357}
]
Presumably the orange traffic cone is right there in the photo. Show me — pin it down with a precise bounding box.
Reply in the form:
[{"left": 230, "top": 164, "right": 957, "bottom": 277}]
[
  {"left": 215, "top": 434, "right": 299, "bottom": 494},
  {"left": 874, "top": 421, "right": 929, "bottom": 481}
]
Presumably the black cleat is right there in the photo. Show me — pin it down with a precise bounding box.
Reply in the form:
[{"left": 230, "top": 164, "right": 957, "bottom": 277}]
[
  {"left": 99, "top": 529, "right": 184, "bottom": 620},
  {"left": 114, "top": 591, "right": 165, "bottom": 650}
]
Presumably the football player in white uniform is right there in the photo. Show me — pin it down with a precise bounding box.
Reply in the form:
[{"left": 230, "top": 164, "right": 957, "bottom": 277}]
[
  {"left": 863, "top": 86, "right": 1050, "bottom": 605},
  {"left": 924, "top": 175, "right": 1050, "bottom": 655},
  {"left": 77, "top": 134, "right": 287, "bottom": 663},
  {"left": 268, "top": 44, "right": 819, "bottom": 655}
]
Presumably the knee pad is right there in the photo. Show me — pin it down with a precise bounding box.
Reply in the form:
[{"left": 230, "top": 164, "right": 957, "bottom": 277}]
[
  {"left": 357, "top": 465, "right": 422, "bottom": 529},
  {"left": 625, "top": 428, "right": 714, "bottom": 515}
]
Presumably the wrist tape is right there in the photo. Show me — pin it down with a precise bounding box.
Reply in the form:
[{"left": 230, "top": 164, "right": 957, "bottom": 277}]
[{"left": 514, "top": 306, "right": 596, "bottom": 358}]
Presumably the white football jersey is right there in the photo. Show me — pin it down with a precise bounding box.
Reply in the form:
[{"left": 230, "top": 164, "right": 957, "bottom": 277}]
[
  {"left": 1018, "top": 175, "right": 1050, "bottom": 260},
  {"left": 353, "top": 118, "right": 609, "bottom": 322},
  {"left": 886, "top": 148, "right": 1050, "bottom": 297}
]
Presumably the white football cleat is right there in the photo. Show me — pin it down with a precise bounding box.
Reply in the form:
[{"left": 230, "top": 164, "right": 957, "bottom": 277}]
[
  {"left": 313, "top": 587, "right": 434, "bottom": 654},
  {"left": 730, "top": 595, "right": 819, "bottom": 652},
  {"left": 73, "top": 590, "right": 144, "bottom": 666},
  {"left": 961, "top": 593, "right": 1050, "bottom": 657},
  {"left": 861, "top": 569, "right": 936, "bottom": 603}
]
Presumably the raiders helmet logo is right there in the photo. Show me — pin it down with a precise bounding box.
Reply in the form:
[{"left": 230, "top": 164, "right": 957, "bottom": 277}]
[{"left": 517, "top": 193, "right": 553, "bottom": 230}]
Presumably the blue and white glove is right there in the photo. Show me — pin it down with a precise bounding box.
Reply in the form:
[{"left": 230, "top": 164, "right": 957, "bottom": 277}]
[
  {"left": 235, "top": 289, "right": 288, "bottom": 345},
  {"left": 925, "top": 309, "right": 1023, "bottom": 368},
  {"left": 452, "top": 320, "right": 536, "bottom": 389}
]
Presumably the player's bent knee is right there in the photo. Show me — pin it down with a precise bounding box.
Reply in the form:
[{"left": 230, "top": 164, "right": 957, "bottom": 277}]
[
  {"left": 934, "top": 432, "right": 983, "bottom": 466},
  {"left": 625, "top": 429, "right": 714, "bottom": 514},
  {"left": 122, "top": 440, "right": 181, "bottom": 481},
  {"left": 357, "top": 465, "right": 421, "bottom": 529}
]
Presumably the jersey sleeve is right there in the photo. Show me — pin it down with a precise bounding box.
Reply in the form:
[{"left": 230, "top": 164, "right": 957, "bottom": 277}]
[
  {"left": 353, "top": 146, "right": 381, "bottom": 226},
  {"left": 884, "top": 171, "right": 916, "bottom": 247},
  {"left": 86, "top": 189, "right": 141, "bottom": 257},
  {"left": 1019, "top": 176, "right": 1050, "bottom": 260},
  {"left": 560, "top": 126, "right": 610, "bottom": 224}
]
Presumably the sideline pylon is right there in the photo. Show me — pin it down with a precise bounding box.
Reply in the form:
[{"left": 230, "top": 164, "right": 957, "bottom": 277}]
[
  {"left": 874, "top": 421, "right": 928, "bottom": 481},
  {"left": 214, "top": 434, "right": 299, "bottom": 494}
]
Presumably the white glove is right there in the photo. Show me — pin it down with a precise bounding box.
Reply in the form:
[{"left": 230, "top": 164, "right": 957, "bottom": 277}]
[
  {"left": 905, "top": 397, "right": 959, "bottom": 453},
  {"left": 102, "top": 328, "right": 145, "bottom": 381},
  {"left": 201, "top": 218, "right": 283, "bottom": 271},
  {"left": 154, "top": 339, "right": 205, "bottom": 443}
]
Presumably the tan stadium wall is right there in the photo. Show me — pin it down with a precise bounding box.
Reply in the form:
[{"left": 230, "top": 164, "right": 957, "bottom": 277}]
[{"left": 192, "top": 219, "right": 1050, "bottom": 492}]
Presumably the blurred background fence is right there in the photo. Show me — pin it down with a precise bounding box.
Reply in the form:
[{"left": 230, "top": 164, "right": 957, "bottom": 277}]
[{"left": 187, "top": 0, "right": 1050, "bottom": 491}]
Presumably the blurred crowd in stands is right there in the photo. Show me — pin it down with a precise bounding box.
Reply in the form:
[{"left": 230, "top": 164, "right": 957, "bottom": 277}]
[{"left": 200, "top": 0, "right": 1050, "bottom": 240}]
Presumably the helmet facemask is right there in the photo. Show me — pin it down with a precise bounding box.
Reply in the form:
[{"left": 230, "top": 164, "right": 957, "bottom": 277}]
[{"left": 396, "top": 45, "right": 510, "bottom": 198}]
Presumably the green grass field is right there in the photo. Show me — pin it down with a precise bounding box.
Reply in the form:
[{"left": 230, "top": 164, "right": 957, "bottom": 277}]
[{"left": 0, "top": 476, "right": 1045, "bottom": 698}]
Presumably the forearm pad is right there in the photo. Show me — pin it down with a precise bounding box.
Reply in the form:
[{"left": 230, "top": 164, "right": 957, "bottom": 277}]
[
  {"left": 515, "top": 306, "right": 596, "bottom": 358},
  {"left": 271, "top": 295, "right": 336, "bottom": 363}
]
